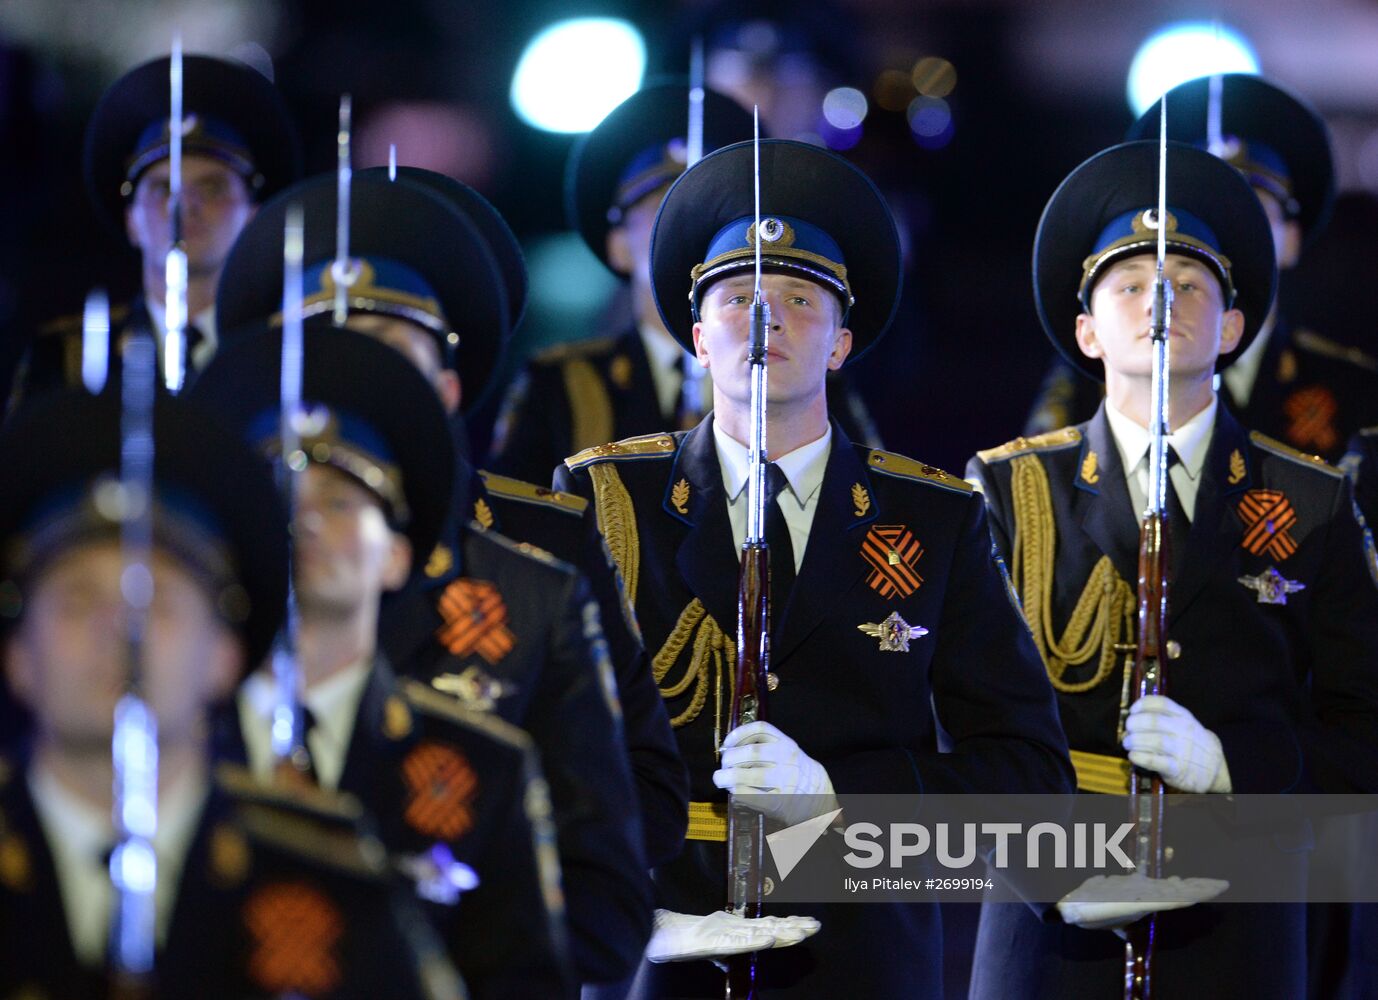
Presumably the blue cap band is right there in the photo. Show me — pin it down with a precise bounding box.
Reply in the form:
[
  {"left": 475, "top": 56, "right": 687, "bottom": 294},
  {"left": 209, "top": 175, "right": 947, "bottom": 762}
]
[
  {"left": 296, "top": 257, "right": 449, "bottom": 338},
  {"left": 1079, "top": 206, "right": 1236, "bottom": 308},
  {"left": 690, "top": 214, "right": 852, "bottom": 317},
  {"left": 124, "top": 113, "right": 256, "bottom": 188}
]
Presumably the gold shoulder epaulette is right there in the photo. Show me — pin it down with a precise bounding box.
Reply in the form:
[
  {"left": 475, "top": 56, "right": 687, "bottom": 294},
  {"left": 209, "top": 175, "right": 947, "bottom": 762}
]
[
  {"left": 976, "top": 427, "right": 1083, "bottom": 464},
  {"left": 867, "top": 449, "right": 973, "bottom": 494},
  {"left": 531, "top": 335, "right": 619, "bottom": 365},
  {"left": 467, "top": 521, "right": 573, "bottom": 572},
  {"left": 37, "top": 304, "right": 132, "bottom": 338},
  {"left": 478, "top": 470, "right": 588, "bottom": 516},
  {"left": 401, "top": 678, "right": 537, "bottom": 753},
  {"left": 213, "top": 763, "right": 366, "bottom": 822},
  {"left": 1250, "top": 431, "right": 1344, "bottom": 478},
  {"left": 1293, "top": 328, "right": 1378, "bottom": 374},
  {"left": 564, "top": 432, "right": 677, "bottom": 470}
]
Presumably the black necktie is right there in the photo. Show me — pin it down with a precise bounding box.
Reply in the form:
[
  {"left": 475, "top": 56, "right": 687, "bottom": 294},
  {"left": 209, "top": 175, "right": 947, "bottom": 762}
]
[
  {"left": 1163, "top": 448, "right": 1191, "bottom": 579},
  {"left": 764, "top": 463, "right": 796, "bottom": 609}
]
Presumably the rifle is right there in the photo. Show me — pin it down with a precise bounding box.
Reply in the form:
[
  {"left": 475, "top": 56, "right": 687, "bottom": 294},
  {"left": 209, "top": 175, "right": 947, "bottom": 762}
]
[
  {"left": 1124, "top": 96, "right": 1175, "bottom": 1000},
  {"left": 108, "top": 246, "right": 160, "bottom": 1000},
  {"left": 269, "top": 202, "right": 315, "bottom": 784},
  {"left": 724, "top": 107, "right": 771, "bottom": 1000},
  {"left": 163, "top": 38, "right": 189, "bottom": 394}
]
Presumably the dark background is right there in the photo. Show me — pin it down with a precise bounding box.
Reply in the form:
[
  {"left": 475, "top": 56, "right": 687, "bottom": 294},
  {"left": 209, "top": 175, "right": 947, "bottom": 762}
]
[{"left": 1, "top": 0, "right": 1375, "bottom": 471}]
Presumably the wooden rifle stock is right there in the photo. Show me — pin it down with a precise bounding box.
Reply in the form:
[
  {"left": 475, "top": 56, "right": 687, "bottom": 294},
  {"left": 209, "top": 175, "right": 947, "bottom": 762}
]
[
  {"left": 1125, "top": 510, "right": 1171, "bottom": 1000},
  {"left": 725, "top": 543, "right": 771, "bottom": 998}
]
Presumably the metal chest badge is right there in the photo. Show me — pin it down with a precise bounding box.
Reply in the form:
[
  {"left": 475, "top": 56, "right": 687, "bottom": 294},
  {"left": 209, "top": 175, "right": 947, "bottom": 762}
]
[
  {"left": 858, "top": 611, "right": 929, "bottom": 652},
  {"left": 861, "top": 524, "right": 924, "bottom": 599},
  {"left": 1238, "top": 566, "right": 1306, "bottom": 605}
]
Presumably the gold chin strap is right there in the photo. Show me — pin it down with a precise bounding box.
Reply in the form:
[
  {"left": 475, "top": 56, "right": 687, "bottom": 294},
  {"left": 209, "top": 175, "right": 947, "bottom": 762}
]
[{"left": 1009, "top": 453, "right": 1134, "bottom": 693}]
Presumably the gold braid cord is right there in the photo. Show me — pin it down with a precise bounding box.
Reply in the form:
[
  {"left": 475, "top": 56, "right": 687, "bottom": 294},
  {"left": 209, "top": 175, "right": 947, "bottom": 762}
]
[
  {"left": 587, "top": 462, "right": 640, "bottom": 602},
  {"left": 562, "top": 358, "right": 615, "bottom": 455},
  {"left": 1009, "top": 454, "right": 1134, "bottom": 692},
  {"left": 651, "top": 598, "right": 736, "bottom": 731}
]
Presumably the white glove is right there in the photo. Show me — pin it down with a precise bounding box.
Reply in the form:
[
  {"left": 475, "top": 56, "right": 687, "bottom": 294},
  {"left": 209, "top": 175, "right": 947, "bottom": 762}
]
[
  {"left": 1057, "top": 874, "right": 1229, "bottom": 935},
  {"left": 1122, "top": 695, "right": 1232, "bottom": 794},
  {"left": 645, "top": 909, "right": 821, "bottom": 963},
  {"left": 712, "top": 721, "right": 838, "bottom": 827}
]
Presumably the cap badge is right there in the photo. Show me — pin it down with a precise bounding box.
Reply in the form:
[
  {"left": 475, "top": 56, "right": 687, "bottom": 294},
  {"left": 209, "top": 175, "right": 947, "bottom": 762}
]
[
  {"left": 1134, "top": 208, "right": 1179, "bottom": 234},
  {"left": 747, "top": 218, "right": 794, "bottom": 248}
]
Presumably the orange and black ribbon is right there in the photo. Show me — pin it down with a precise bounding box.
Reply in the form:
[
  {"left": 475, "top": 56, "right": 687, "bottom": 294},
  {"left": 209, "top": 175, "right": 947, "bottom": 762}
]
[
  {"left": 1238, "top": 488, "right": 1299, "bottom": 560},
  {"left": 402, "top": 741, "right": 479, "bottom": 841},
  {"left": 436, "top": 578, "right": 515, "bottom": 664},
  {"left": 1284, "top": 386, "right": 1339, "bottom": 455},
  {"left": 243, "top": 881, "right": 344, "bottom": 996},
  {"left": 861, "top": 524, "right": 924, "bottom": 599}
]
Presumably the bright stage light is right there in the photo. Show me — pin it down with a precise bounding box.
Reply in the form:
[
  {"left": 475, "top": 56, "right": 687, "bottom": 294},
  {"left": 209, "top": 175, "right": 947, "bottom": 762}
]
[
  {"left": 510, "top": 18, "right": 646, "bottom": 133},
  {"left": 1127, "top": 22, "right": 1259, "bottom": 116}
]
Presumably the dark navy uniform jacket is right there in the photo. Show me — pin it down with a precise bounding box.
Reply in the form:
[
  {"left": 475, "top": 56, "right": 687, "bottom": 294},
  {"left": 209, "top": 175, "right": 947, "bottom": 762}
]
[
  {"left": 378, "top": 515, "right": 653, "bottom": 985},
  {"left": 966, "top": 402, "right": 1378, "bottom": 999},
  {"left": 218, "top": 657, "right": 574, "bottom": 1000},
  {"left": 0, "top": 759, "right": 463, "bottom": 1000},
  {"left": 556, "top": 415, "right": 1074, "bottom": 999},
  {"left": 489, "top": 326, "right": 881, "bottom": 486},
  {"left": 460, "top": 463, "right": 689, "bottom": 868}
]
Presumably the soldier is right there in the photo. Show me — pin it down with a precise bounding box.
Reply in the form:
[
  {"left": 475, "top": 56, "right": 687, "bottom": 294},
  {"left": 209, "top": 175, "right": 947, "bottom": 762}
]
[
  {"left": 0, "top": 389, "right": 461, "bottom": 999},
  {"left": 192, "top": 324, "right": 597, "bottom": 997},
  {"left": 9, "top": 53, "right": 301, "bottom": 406},
  {"left": 967, "top": 141, "right": 1378, "bottom": 997},
  {"left": 1344, "top": 428, "right": 1378, "bottom": 531},
  {"left": 489, "top": 82, "right": 881, "bottom": 486},
  {"left": 1024, "top": 74, "right": 1378, "bottom": 465},
  {"left": 210, "top": 170, "right": 665, "bottom": 987},
  {"left": 555, "top": 138, "right": 1074, "bottom": 998}
]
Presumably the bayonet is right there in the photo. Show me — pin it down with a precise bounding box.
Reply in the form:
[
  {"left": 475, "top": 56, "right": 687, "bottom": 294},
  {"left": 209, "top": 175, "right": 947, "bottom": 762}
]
[
  {"left": 333, "top": 95, "right": 355, "bottom": 327},
  {"left": 163, "top": 37, "right": 188, "bottom": 392}
]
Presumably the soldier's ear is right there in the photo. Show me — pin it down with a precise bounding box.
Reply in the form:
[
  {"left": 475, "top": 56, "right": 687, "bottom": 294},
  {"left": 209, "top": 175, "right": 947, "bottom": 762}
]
[
  {"left": 206, "top": 626, "right": 246, "bottom": 700},
  {"left": 1074, "top": 313, "right": 1105, "bottom": 360},
  {"left": 606, "top": 226, "right": 634, "bottom": 277},
  {"left": 382, "top": 533, "right": 413, "bottom": 592},
  {"left": 828, "top": 327, "right": 853, "bottom": 370},
  {"left": 691, "top": 324, "right": 711, "bottom": 368},
  {"left": 1219, "top": 308, "right": 1246, "bottom": 356}
]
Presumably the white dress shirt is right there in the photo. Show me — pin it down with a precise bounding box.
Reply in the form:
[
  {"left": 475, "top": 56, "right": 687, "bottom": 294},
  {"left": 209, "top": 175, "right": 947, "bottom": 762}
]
[
  {"left": 1104, "top": 395, "right": 1217, "bottom": 521},
  {"left": 29, "top": 762, "right": 207, "bottom": 966},
  {"left": 713, "top": 420, "right": 832, "bottom": 572},
  {"left": 144, "top": 300, "right": 219, "bottom": 372},
  {"left": 639, "top": 324, "right": 710, "bottom": 421},
  {"left": 238, "top": 660, "right": 372, "bottom": 791}
]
